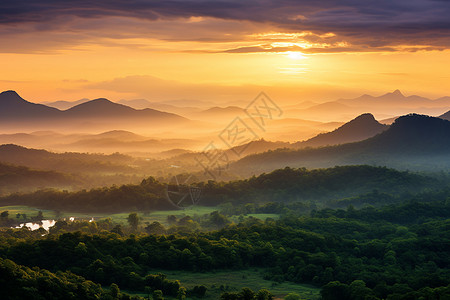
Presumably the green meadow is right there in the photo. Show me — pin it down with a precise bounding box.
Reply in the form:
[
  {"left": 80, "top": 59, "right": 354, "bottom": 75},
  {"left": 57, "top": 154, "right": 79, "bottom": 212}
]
[
  {"left": 126, "top": 269, "right": 320, "bottom": 300},
  {"left": 0, "top": 205, "right": 280, "bottom": 227}
]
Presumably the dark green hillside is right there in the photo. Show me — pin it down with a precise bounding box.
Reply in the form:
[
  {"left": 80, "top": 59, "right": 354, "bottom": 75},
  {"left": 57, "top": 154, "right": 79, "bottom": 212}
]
[
  {"left": 0, "top": 162, "right": 78, "bottom": 195},
  {"left": 233, "top": 114, "right": 450, "bottom": 174},
  {"left": 0, "top": 165, "right": 441, "bottom": 213},
  {"left": 0, "top": 144, "right": 134, "bottom": 174}
]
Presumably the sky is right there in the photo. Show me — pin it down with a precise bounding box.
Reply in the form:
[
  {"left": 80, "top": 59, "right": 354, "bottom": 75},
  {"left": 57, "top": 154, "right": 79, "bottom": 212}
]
[{"left": 1, "top": 0, "right": 449, "bottom": 104}]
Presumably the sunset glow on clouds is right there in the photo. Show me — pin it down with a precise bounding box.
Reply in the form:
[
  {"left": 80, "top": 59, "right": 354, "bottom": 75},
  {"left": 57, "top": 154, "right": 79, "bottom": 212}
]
[{"left": 1, "top": 0, "right": 449, "bottom": 103}]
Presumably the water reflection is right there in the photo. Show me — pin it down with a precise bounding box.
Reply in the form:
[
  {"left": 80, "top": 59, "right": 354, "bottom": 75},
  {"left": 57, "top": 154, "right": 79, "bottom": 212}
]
[{"left": 15, "top": 220, "right": 56, "bottom": 231}]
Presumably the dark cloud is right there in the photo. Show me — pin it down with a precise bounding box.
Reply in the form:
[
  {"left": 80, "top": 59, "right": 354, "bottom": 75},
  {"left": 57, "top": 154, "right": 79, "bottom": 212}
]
[{"left": 0, "top": 0, "right": 449, "bottom": 52}]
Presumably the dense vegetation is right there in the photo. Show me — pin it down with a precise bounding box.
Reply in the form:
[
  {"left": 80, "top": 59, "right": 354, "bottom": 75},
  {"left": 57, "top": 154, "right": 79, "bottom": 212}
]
[
  {"left": 0, "top": 162, "right": 449, "bottom": 299},
  {"left": 0, "top": 162, "right": 78, "bottom": 196},
  {"left": 0, "top": 196, "right": 449, "bottom": 299},
  {"left": 0, "top": 165, "right": 443, "bottom": 213}
]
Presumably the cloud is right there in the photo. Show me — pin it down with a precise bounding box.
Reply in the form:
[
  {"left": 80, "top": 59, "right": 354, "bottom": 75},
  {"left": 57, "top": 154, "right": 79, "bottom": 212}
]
[{"left": 0, "top": 0, "right": 449, "bottom": 53}]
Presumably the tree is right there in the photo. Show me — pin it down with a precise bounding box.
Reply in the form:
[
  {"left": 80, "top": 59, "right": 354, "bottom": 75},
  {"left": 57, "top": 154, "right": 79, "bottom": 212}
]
[
  {"left": 255, "top": 289, "right": 274, "bottom": 300},
  {"left": 111, "top": 224, "right": 124, "bottom": 236},
  {"left": 240, "top": 287, "right": 255, "bottom": 300},
  {"left": 127, "top": 213, "right": 140, "bottom": 231},
  {"left": 190, "top": 285, "right": 207, "bottom": 298},
  {"left": 177, "top": 287, "right": 187, "bottom": 300},
  {"left": 284, "top": 293, "right": 302, "bottom": 300},
  {"left": 145, "top": 222, "right": 166, "bottom": 235},
  {"left": 110, "top": 283, "right": 120, "bottom": 299},
  {"left": 208, "top": 211, "right": 230, "bottom": 228},
  {"left": 0, "top": 211, "right": 9, "bottom": 225},
  {"left": 321, "top": 281, "right": 348, "bottom": 300},
  {"left": 75, "top": 242, "right": 88, "bottom": 255},
  {"left": 348, "top": 280, "right": 373, "bottom": 300},
  {"left": 167, "top": 215, "right": 177, "bottom": 225},
  {"left": 144, "top": 286, "right": 152, "bottom": 299},
  {"left": 153, "top": 290, "right": 164, "bottom": 300},
  {"left": 36, "top": 210, "right": 44, "bottom": 221}
]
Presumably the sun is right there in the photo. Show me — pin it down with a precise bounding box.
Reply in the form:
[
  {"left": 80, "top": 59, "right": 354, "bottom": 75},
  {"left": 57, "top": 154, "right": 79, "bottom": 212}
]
[{"left": 287, "top": 51, "right": 305, "bottom": 60}]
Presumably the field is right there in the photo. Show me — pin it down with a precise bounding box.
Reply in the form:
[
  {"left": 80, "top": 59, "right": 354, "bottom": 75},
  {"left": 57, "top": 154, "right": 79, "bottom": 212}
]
[
  {"left": 126, "top": 269, "right": 320, "bottom": 300},
  {"left": 0, "top": 205, "right": 280, "bottom": 227}
]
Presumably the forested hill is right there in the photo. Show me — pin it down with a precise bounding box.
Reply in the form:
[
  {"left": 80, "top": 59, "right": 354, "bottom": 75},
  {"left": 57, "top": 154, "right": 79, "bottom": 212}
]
[
  {"left": 0, "top": 144, "right": 135, "bottom": 174},
  {"left": 0, "top": 162, "right": 77, "bottom": 195},
  {"left": 0, "top": 165, "right": 442, "bottom": 213},
  {"left": 232, "top": 114, "right": 450, "bottom": 174},
  {"left": 199, "top": 165, "right": 441, "bottom": 205}
]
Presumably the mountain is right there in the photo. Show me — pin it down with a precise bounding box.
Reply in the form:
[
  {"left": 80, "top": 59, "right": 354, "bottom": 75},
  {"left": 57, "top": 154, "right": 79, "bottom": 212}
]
[
  {"left": 0, "top": 162, "right": 77, "bottom": 195},
  {"left": 294, "top": 113, "right": 389, "bottom": 148},
  {"left": 92, "top": 130, "right": 148, "bottom": 141},
  {"left": 285, "top": 90, "right": 450, "bottom": 122},
  {"left": 232, "top": 114, "right": 450, "bottom": 174},
  {"left": 0, "top": 90, "right": 60, "bottom": 119},
  {"left": 226, "top": 139, "right": 291, "bottom": 159},
  {"left": 0, "top": 144, "right": 134, "bottom": 174},
  {"left": 0, "top": 91, "right": 189, "bottom": 132},
  {"left": 379, "top": 116, "right": 398, "bottom": 125},
  {"left": 360, "top": 114, "right": 450, "bottom": 154},
  {"left": 64, "top": 98, "right": 187, "bottom": 121},
  {"left": 440, "top": 110, "right": 450, "bottom": 121},
  {"left": 189, "top": 106, "right": 246, "bottom": 121},
  {"left": 337, "top": 90, "right": 448, "bottom": 108},
  {"left": 285, "top": 102, "right": 358, "bottom": 121},
  {"left": 43, "top": 98, "right": 90, "bottom": 110}
]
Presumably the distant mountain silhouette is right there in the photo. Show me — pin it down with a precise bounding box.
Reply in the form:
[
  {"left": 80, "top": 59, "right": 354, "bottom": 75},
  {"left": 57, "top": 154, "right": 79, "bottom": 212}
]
[
  {"left": 118, "top": 98, "right": 200, "bottom": 116},
  {"left": 189, "top": 106, "right": 246, "bottom": 120},
  {"left": 0, "top": 130, "right": 201, "bottom": 154},
  {"left": 379, "top": 116, "right": 398, "bottom": 125},
  {"left": 43, "top": 98, "right": 90, "bottom": 110},
  {"left": 0, "top": 90, "right": 60, "bottom": 119},
  {"left": 118, "top": 98, "right": 153, "bottom": 109},
  {"left": 294, "top": 113, "right": 388, "bottom": 148},
  {"left": 93, "top": 130, "right": 148, "bottom": 141},
  {"left": 232, "top": 114, "right": 450, "bottom": 174},
  {"left": 65, "top": 98, "right": 187, "bottom": 121},
  {"left": 439, "top": 110, "right": 450, "bottom": 121},
  {"left": 226, "top": 139, "right": 290, "bottom": 158},
  {"left": 337, "top": 90, "right": 445, "bottom": 108},
  {"left": 0, "top": 90, "right": 189, "bottom": 131},
  {"left": 285, "top": 90, "right": 450, "bottom": 121}
]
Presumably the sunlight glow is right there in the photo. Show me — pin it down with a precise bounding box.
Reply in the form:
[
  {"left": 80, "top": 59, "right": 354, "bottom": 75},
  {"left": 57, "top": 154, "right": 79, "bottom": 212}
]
[{"left": 287, "top": 51, "right": 306, "bottom": 60}]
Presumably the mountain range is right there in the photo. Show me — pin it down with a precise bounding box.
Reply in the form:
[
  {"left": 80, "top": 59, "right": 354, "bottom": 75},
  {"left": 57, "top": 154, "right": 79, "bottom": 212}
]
[
  {"left": 42, "top": 98, "right": 90, "bottom": 110},
  {"left": 232, "top": 114, "right": 450, "bottom": 174},
  {"left": 284, "top": 90, "right": 450, "bottom": 121},
  {"left": 44, "top": 89, "right": 450, "bottom": 124},
  {"left": 0, "top": 90, "right": 188, "bottom": 132}
]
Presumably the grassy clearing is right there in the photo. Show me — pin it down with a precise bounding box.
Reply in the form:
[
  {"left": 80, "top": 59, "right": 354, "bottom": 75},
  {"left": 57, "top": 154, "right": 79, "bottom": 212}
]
[
  {"left": 127, "top": 269, "right": 320, "bottom": 300},
  {"left": 0, "top": 205, "right": 217, "bottom": 224},
  {"left": 0, "top": 205, "right": 56, "bottom": 218},
  {"left": 229, "top": 213, "right": 280, "bottom": 223},
  {"left": 0, "top": 205, "right": 280, "bottom": 227}
]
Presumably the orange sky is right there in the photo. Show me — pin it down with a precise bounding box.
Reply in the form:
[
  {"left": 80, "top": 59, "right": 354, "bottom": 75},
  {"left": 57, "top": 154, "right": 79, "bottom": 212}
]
[{"left": 1, "top": 2, "right": 449, "bottom": 104}]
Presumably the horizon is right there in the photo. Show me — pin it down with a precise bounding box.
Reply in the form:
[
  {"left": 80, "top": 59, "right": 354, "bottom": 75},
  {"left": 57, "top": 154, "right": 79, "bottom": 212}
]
[
  {"left": 1, "top": 1, "right": 449, "bottom": 103},
  {"left": 3, "top": 88, "right": 450, "bottom": 106}
]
